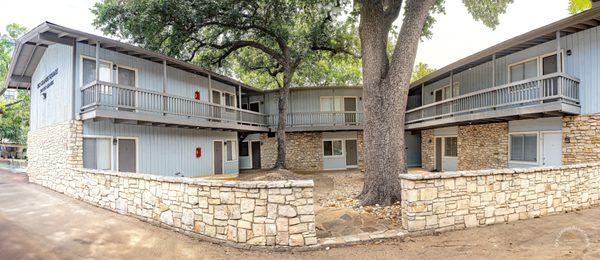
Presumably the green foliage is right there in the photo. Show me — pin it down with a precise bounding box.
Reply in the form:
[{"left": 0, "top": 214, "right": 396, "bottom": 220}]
[
  {"left": 0, "top": 91, "right": 29, "bottom": 144},
  {"left": 0, "top": 23, "right": 29, "bottom": 144},
  {"left": 411, "top": 62, "right": 435, "bottom": 83},
  {"left": 462, "top": 0, "right": 514, "bottom": 29},
  {"left": 92, "top": 0, "right": 361, "bottom": 89},
  {"left": 569, "top": 0, "right": 592, "bottom": 14}
]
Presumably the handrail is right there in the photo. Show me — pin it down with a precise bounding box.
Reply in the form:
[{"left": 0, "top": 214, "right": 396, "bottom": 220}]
[
  {"left": 80, "top": 81, "right": 268, "bottom": 127},
  {"left": 82, "top": 80, "right": 267, "bottom": 116},
  {"left": 406, "top": 72, "right": 578, "bottom": 113},
  {"left": 405, "top": 73, "right": 580, "bottom": 125}
]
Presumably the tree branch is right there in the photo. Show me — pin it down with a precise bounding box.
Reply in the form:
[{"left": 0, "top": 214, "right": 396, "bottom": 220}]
[{"left": 384, "top": 0, "right": 404, "bottom": 27}]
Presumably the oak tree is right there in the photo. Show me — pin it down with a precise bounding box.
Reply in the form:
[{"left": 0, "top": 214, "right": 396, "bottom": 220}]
[{"left": 93, "top": 0, "right": 359, "bottom": 169}]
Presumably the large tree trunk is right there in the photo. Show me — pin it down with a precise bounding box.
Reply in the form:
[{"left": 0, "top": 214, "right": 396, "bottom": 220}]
[
  {"left": 359, "top": 0, "right": 435, "bottom": 206},
  {"left": 274, "top": 70, "right": 293, "bottom": 169}
]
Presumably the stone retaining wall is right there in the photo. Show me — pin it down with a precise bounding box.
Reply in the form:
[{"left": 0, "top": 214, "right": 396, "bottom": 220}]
[
  {"left": 400, "top": 163, "right": 600, "bottom": 233},
  {"left": 28, "top": 121, "right": 317, "bottom": 248}
]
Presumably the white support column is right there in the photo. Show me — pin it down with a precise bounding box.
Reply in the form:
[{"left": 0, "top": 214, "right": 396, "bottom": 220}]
[
  {"left": 556, "top": 30, "right": 562, "bottom": 73},
  {"left": 238, "top": 85, "right": 242, "bottom": 108},
  {"left": 492, "top": 54, "right": 496, "bottom": 87},
  {"left": 449, "top": 70, "right": 454, "bottom": 97},
  {"left": 208, "top": 74, "right": 213, "bottom": 103},
  {"left": 162, "top": 60, "right": 167, "bottom": 93},
  {"left": 95, "top": 41, "right": 100, "bottom": 81}
]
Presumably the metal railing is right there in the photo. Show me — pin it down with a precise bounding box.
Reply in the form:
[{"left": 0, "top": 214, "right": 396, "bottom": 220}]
[
  {"left": 405, "top": 73, "right": 580, "bottom": 124},
  {"left": 267, "top": 111, "right": 364, "bottom": 127},
  {"left": 81, "top": 81, "right": 267, "bottom": 127}
]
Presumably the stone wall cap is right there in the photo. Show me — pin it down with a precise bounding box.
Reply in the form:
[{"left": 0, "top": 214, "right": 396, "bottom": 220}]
[
  {"left": 74, "top": 168, "right": 314, "bottom": 188},
  {"left": 399, "top": 162, "right": 600, "bottom": 180}
]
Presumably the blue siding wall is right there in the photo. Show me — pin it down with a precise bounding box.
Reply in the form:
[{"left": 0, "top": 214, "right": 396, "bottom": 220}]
[
  {"left": 74, "top": 43, "right": 238, "bottom": 112},
  {"left": 30, "top": 44, "right": 74, "bottom": 131},
  {"left": 421, "top": 26, "right": 600, "bottom": 115},
  {"left": 264, "top": 88, "right": 363, "bottom": 115},
  {"left": 83, "top": 121, "right": 238, "bottom": 177}
]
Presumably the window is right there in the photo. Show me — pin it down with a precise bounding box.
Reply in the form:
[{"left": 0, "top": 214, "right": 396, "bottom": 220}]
[
  {"left": 510, "top": 134, "right": 538, "bottom": 162},
  {"left": 509, "top": 59, "right": 537, "bottom": 83},
  {"left": 225, "top": 140, "right": 237, "bottom": 161},
  {"left": 117, "top": 66, "right": 136, "bottom": 87},
  {"left": 82, "top": 58, "right": 111, "bottom": 85},
  {"left": 83, "top": 137, "right": 112, "bottom": 170},
  {"left": 323, "top": 140, "right": 343, "bottom": 157},
  {"left": 444, "top": 137, "right": 458, "bottom": 157},
  {"left": 223, "top": 92, "right": 236, "bottom": 107},
  {"left": 239, "top": 142, "right": 249, "bottom": 157},
  {"left": 434, "top": 82, "right": 460, "bottom": 102},
  {"left": 320, "top": 96, "right": 343, "bottom": 111},
  {"left": 452, "top": 82, "right": 460, "bottom": 97}
]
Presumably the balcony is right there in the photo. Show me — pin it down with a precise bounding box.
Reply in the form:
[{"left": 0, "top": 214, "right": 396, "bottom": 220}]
[
  {"left": 405, "top": 73, "right": 581, "bottom": 130},
  {"left": 80, "top": 81, "right": 269, "bottom": 132},
  {"left": 267, "top": 111, "right": 364, "bottom": 131}
]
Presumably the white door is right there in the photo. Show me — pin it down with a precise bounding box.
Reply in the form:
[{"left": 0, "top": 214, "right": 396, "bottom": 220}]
[{"left": 542, "top": 132, "right": 562, "bottom": 166}]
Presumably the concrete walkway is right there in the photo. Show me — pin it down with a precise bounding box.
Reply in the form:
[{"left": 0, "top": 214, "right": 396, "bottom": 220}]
[{"left": 2, "top": 169, "right": 600, "bottom": 259}]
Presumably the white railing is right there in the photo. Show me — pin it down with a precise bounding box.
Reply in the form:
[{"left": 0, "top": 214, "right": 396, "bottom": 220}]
[
  {"left": 81, "top": 81, "right": 267, "bottom": 127},
  {"left": 267, "top": 111, "right": 363, "bottom": 127},
  {"left": 405, "top": 73, "right": 580, "bottom": 124}
]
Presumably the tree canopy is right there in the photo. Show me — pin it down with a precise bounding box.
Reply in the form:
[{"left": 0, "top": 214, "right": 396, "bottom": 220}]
[
  {"left": 569, "top": 0, "right": 592, "bottom": 14},
  {"left": 411, "top": 62, "right": 435, "bottom": 83},
  {"left": 92, "top": 0, "right": 360, "bottom": 89},
  {"left": 0, "top": 23, "right": 29, "bottom": 144}
]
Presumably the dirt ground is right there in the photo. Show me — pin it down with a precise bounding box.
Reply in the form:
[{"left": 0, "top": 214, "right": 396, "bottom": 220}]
[{"left": 2, "top": 169, "right": 600, "bottom": 259}]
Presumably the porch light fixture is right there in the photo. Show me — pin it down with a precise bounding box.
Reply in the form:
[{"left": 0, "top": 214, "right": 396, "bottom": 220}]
[
  {"left": 566, "top": 49, "right": 572, "bottom": 56},
  {"left": 565, "top": 136, "right": 571, "bottom": 144},
  {"left": 113, "top": 139, "right": 118, "bottom": 145}
]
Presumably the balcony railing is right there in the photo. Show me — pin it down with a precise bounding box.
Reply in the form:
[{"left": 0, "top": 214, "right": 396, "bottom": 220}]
[
  {"left": 405, "top": 73, "right": 580, "bottom": 125},
  {"left": 81, "top": 81, "right": 267, "bottom": 127},
  {"left": 267, "top": 111, "right": 363, "bottom": 128}
]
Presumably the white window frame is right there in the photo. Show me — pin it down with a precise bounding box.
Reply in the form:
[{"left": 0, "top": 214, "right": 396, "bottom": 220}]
[
  {"left": 507, "top": 50, "right": 565, "bottom": 83},
  {"left": 115, "top": 64, "right": 139, "bottom": 88},
  {"left": 115, "top": 137, "right": 139, "bottom": 173},
  {"left": 211, "top": 89, "right": 237, "bottom": 109},
  {"left": 442, "top": 136, "right": 458, "bottom": 158},
  {"left": 320, "top": 96, "right": 343, "bottom": 112},
  {"left": 239, "top": 140, "right": 260, "bottom": 170},
  {"left": 224, "top": 139, "right": 238, "bottom": 162},
  {"left": 249, "top": 101, "right": 261, "bottom": 112},
  {"left": 433, "top": 81, "right": 460, "bottom": 102},
  {"left": 80, "top": 55, "right": 113, "bottom": 87},
  {"left": 508, "top": 131, "right": 540, "bottom": 165},
  {"left": 82, "top": 135, "right": 114, "bottom": 171},
  {"left": 322, "top": 139, "right": 345, "bottom": 158}
]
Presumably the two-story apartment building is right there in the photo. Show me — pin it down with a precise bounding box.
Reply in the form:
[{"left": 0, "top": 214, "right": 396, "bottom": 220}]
[{"left": 7, "top": 6, "right": 600, "bottom": 179}]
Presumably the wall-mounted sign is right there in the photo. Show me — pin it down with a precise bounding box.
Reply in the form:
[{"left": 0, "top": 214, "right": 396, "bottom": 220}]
[{"left": 37, "top": 68, "right": 59, "bottom": 96}]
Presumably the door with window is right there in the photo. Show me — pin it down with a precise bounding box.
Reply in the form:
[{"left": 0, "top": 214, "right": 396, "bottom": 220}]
[
  {"left": 542, "top": 54, "right": 561, "bottom": 97},
  {"left": 82, "top": 58, "right": 112, "bottom": 106},
  {"left": 345, "top": 139, "right": 358, "bottom": 167},
  {"left": 343, "top": 97, "right": 357, "bottom": 124},
  {"left": 435, "top": 137, "right": 442, "bottom": 171},
  {"left": 117, "top": 66, "right": 137, "bottom": 111},
  {"left": 251, "top": 141, "right": 261, "bottom": 169},
  {"left": 212, "top": 90, "right": 222, "bottom": 120}
]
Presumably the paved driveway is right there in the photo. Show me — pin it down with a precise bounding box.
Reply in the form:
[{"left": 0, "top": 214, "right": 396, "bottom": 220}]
[{"left": 2, "top": 169, "right": 600, "bottom": 259}]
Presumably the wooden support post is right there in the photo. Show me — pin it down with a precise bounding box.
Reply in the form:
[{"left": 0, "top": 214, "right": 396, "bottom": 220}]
[
  {"left": 208, "top": 74, "right": 213, "bottom": 103},
  {"left": 238, "top": 85, "right": 242, "bottom": 108},
  {"left": 95, "top": 41, "right": 100, "bottom": 81},
  {"left": 556, "top": 30, "right": 562, "bottom": 73},
  {"left": 492, "top": 54, "right": 496, "bottom": 87},
  {"left": 163, "top": 60, "right": 167, "bottom": 115}
]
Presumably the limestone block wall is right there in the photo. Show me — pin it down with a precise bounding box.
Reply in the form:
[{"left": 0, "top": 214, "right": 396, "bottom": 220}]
[
  {"left": 457, "top": 123, "right": 508, "bottom": 171},
  {"left": 28, "top": 121, "right": 317, "bottom": 248},
  {"left": 400, "top": 163, "right": 600, "bottom": 233},
  {"left": 260, "top": 132, "right": 323, "bottom": 171},
  {"left": 563, "top": 115, "right": 600, "bottom": 164},
  {"left": 420, "top": 129, "right": 434, "bottom": 171}
]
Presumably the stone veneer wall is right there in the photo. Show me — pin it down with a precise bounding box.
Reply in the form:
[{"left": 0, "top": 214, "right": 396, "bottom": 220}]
[
  {"left": 260, "top": 132, "right": 323, "bottom": 171},
  {"left": 420, "top": 129, "right": 435, "bottom": 171},
  {"left": 28, "top": 121, "right": 317, "bottom": 247},
  {"left": 563, "top": 114, "right": 600, "bottom": 164},
  {"left": 400, "top": 163, "right": 600, "bottom": 233},
  {"left": 457, "top": 123, "right": 508, "bottom": 171}
]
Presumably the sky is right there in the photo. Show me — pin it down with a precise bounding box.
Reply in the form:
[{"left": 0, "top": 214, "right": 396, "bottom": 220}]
[{"left": 0, "top": 0, "right": 574, "bottom": 69}]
